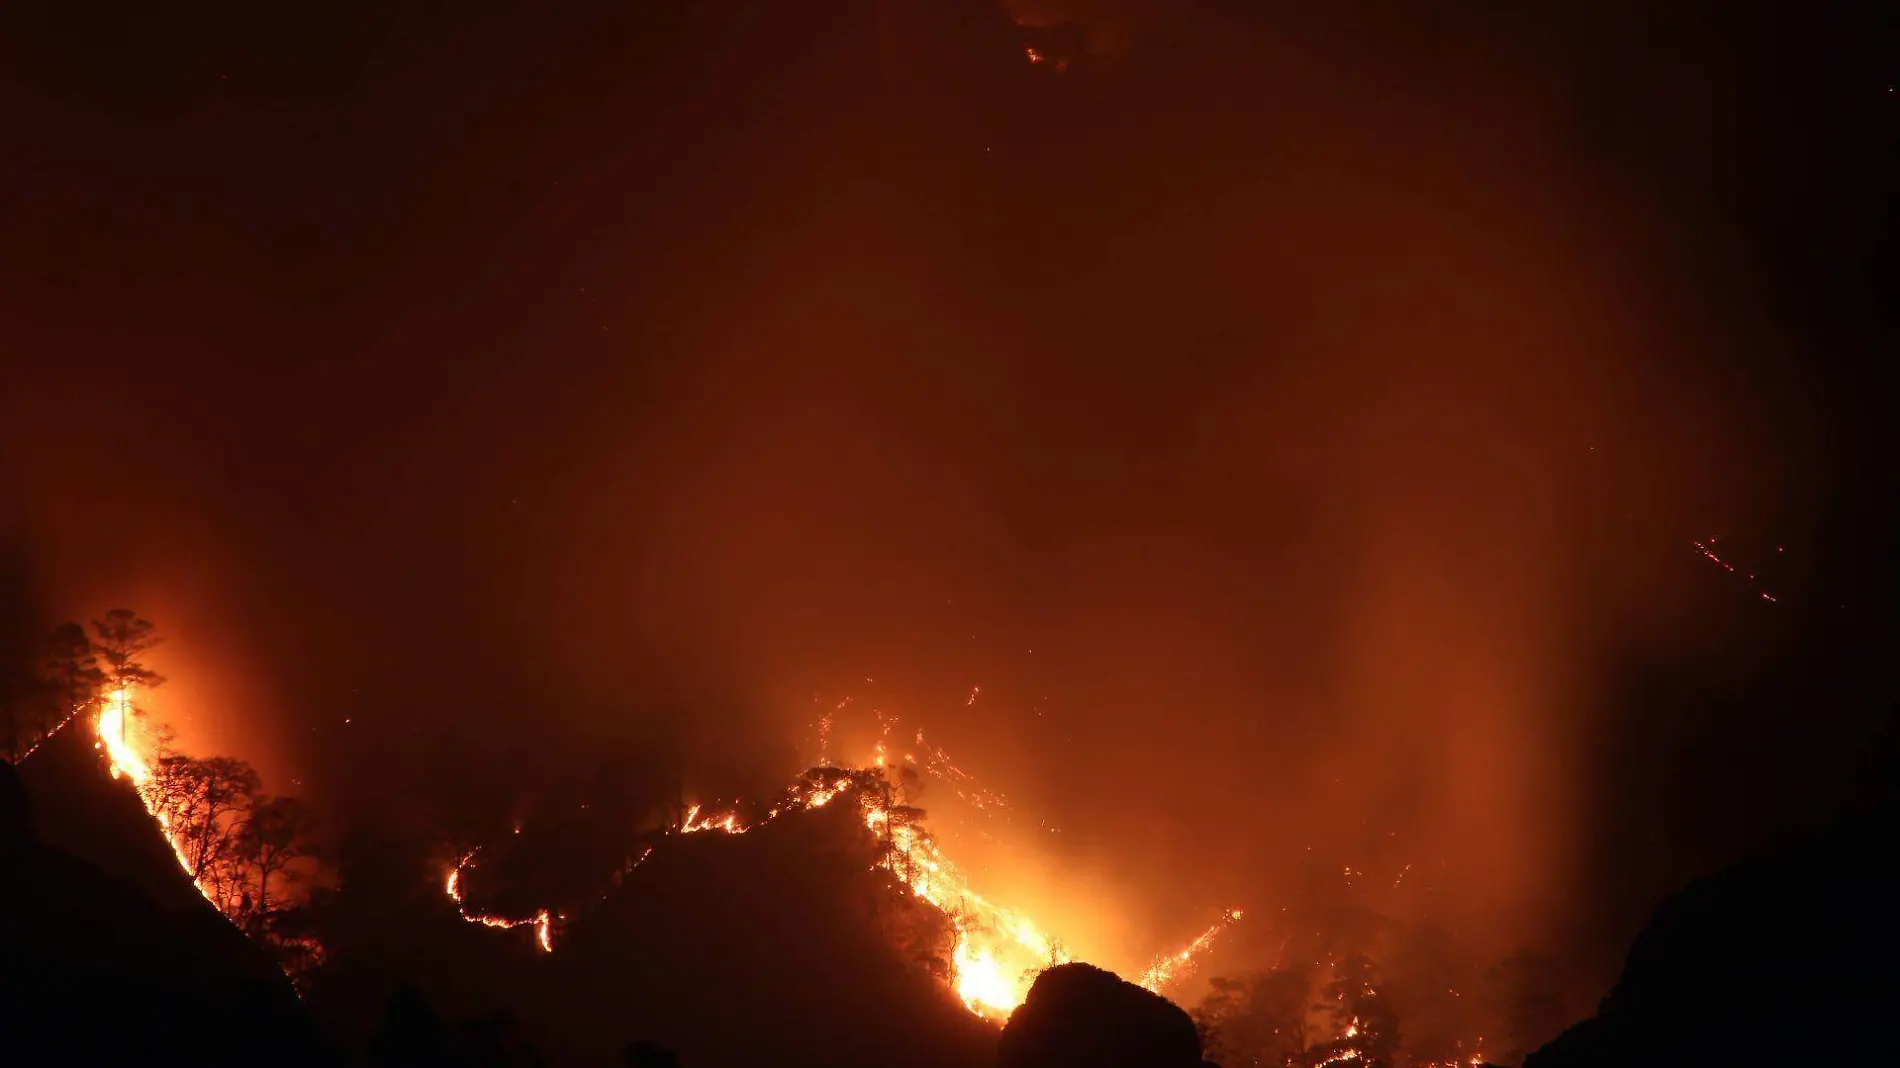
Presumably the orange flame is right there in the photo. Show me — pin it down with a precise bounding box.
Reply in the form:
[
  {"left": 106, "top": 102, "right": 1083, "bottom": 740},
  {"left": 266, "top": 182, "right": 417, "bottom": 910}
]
[
  {"left": 93, "top": 686, "right": 217, "bottom": 908},
  {"left": 680, "top": 804, "right": 744, "bottom": 835},
  {"left": 96, "top": 687, "right": 153, "bottom": 786},
  {"left": 444, "top": 847, "right": 555, "bottom": 953}
]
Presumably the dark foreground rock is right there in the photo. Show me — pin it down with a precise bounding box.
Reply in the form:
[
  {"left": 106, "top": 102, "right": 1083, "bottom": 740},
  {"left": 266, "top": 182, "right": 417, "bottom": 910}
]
[
  {"left": 1527, "top": 807, "right": 1900, "bottom": 1067},
  {"left": 999, "top": 962, "right": 1205, "bottom": 1068}
]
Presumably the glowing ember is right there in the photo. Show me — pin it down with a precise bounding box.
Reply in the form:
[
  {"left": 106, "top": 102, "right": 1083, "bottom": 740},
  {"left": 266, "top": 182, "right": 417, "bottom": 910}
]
[
  {"left": 1692, "top": 537, "right": 1780, "bottom": 603},
  {"left": 915, "top": 731, "right": 1010, "bottom": 814},
  {"left": 16, "top": 702, "right": 89, "bottom": 762},
  {"left": 1136, "top": 908, "right": 1245, "bottom": 992}
]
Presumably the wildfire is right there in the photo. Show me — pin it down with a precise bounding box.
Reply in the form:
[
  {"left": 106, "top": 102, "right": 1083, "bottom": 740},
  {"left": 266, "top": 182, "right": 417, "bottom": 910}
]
[
  {"left": 1136, "top": 908, "right": 1245, "bottom": 992},
  {"left": 445, "top": 847, "right": 557, "bottom": 953},
  {"left": 915, "top": 731, "right": 1010, "bottom": 814},
  {"left": 92, "top": 686, "right": 215, "bottom": 908},
  {"left": 16, "top": 702, "right": 89, "bottom": 762},
  {"left": 679, "top": 803, "right": 744, "bottom": 835},
  {"left": 441, "top": 731, "right": 1242, "bottom": 1021},
  {"left": 859, "top": 790, "right": 1069, "bottom": 1016},
  {"left": 85, "top": 679, "right": 1468, "bottom": 1051},
  {"left": 446, "top": 850, "right": 473, "bottom": 900},
  {"left": 1692, "top": 537, "right": 1780, "bottom": 603},
  {"left": 96, "top": 687, "right": 154, "bottom": 786}
]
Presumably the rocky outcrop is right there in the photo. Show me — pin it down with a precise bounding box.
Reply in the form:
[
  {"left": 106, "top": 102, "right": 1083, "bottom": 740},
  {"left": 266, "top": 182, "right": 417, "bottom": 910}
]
[{"left": 999, "top": 962, "right": 1205, "bottom": 1068}]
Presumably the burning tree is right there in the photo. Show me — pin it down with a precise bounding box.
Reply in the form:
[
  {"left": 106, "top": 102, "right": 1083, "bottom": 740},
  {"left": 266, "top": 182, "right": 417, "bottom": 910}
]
[
  {"left": 151, "top": 754, "right": 263, "bottom": 909},
  {"left": 90, "top": 609, "right": 165, "bottom": 697},
  {"left": 15, "top": 609, "right": 334, "bottom": 979},
  {"left": 1309, "top": 952, "right": 1401, "bottom": 1067},
  {"left": 86, "top": 609, "right": 166, "bottom": 759},
  {"left": 145, "top": 751, "right": 324, "bottom": 970},
  {"left": 852, "top": 768, "right": 960, "bottom": 981}
]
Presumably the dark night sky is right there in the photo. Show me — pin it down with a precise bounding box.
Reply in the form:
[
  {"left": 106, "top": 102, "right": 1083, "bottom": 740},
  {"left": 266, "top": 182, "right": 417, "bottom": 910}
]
[{"left": 3, "top": 0, "right": 1895, "bottom": 997}]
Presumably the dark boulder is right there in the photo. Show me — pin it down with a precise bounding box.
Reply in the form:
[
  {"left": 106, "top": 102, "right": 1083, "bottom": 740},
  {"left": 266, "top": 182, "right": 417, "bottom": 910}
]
[
  {"left": 999, "top": 962, "right": 1204, "bottom": 1068},
  {"left": 1527, "top": 807, "right": 1900, "bottom": 1067}
]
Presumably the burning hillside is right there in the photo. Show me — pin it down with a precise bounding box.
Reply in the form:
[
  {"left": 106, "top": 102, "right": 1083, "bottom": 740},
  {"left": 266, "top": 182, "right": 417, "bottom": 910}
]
[
  {"left": 13, "top": 612, "right": 1241, "bottom": 1042},
  {"left": 7, "top": 613, "right": 326, "bottom": 983},
  {"left": 12, "top": 694, "right": 277, "bottom": 953},
  {"left": 444, "top": 741, "right": 1244, "bottom": 1021},
  {"left": 5, "top": 611, "right": 1243, "bottom": 1051},
  {"left": 7, "top": 612, "right": 1518, "bottom": 1065}
]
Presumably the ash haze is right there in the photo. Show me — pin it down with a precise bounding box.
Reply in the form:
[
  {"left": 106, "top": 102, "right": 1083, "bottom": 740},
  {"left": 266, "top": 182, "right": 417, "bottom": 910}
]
[{"left": 1, "top": 0, "right": 1892, "bottom": 1048}]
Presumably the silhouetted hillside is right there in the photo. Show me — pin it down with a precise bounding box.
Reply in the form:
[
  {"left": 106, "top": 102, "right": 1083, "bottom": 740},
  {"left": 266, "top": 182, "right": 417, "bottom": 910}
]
[
  {"left": 297, "top": 793, "right": 998, "bottom": 1067},
  {"left": 290, "top": 791, "right": 578, "bottom": 1060},
  {"left": 0, "top": 755, "right": 333, "bottom": 1065},
  {"left": 15, "top": 725, "right": 275, "bottom": 946},
  {"left": 523, "top": 800, "right": 995, "bottom": 1067},
  {"left": 1527, "top": 803, "right": 1900, "bottom": 1066}
]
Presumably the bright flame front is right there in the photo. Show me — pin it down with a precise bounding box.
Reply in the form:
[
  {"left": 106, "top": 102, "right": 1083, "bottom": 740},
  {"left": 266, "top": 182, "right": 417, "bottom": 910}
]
[{"left": 93, "top": 687, "right": 217, "bottom": 908}]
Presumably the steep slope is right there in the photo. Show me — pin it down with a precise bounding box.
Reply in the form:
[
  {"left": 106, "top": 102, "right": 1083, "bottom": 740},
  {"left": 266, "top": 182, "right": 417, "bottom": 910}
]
[
  {"left": 16, "top": 723, "right": 240, "bottom": 916},
  {"left": 1, "top": 751, "right": 332, "bottom": 1064}
]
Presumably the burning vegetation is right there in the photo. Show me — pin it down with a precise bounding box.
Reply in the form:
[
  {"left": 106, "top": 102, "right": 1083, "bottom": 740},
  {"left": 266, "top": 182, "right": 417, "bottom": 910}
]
[
  {"left": 6, "top": 611, "right": 1541, "bottom": 1064},
  {"left": 6, "top": 611, "right": 324, "bottom": 977}
]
